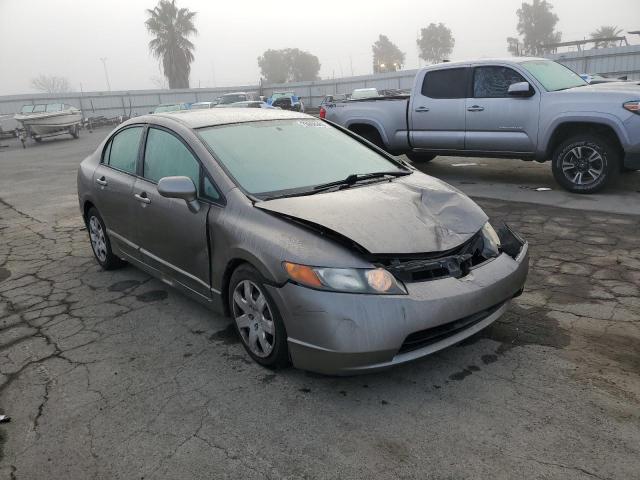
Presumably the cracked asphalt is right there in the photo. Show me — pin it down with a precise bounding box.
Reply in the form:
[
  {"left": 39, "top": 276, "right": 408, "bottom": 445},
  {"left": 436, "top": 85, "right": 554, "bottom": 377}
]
[{"left": 0, "top": 130, "right": 639, "bottom": 479}]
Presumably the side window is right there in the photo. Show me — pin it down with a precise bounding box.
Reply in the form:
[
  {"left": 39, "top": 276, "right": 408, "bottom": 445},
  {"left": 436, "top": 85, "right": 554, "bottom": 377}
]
[
  {"left": 143, "top": 128, "right": 200, "bottom": 189},
  {"left": 421, "top": 68, "right": 469, "bottom": 99},
  {"left": 108, "top": 127, "right": 143, "bottom": 174},
  {"left": 473, "top": 66, "right": 527, "bottom": 98}
]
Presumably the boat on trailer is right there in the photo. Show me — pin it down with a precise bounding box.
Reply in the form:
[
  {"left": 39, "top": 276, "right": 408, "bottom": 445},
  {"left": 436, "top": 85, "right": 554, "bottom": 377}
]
[{"left": 15, "top": 103, "right": 82, "bottom": 145}]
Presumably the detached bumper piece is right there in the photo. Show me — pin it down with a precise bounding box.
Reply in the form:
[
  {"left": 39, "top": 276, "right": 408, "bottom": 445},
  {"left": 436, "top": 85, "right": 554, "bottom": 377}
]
[{"left": 496, "top": 223, "right": 526, "bottom": 259}]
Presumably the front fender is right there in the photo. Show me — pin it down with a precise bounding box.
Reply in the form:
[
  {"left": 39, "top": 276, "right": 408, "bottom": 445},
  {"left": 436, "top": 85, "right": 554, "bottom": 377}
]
[{"left": 538, "top": 112, "right": 630, "bottom": 159}]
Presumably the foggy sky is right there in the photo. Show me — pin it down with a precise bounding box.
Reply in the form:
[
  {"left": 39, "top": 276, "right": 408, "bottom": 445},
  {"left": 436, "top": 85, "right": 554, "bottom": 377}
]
[{"left": 1, "top": 0, "right": 638, "bottom": 95}]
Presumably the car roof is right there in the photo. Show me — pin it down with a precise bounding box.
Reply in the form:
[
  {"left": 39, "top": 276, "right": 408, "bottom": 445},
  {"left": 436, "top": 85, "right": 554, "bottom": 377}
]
[
  {"left": 145, "top": 108, "right": 310, "bottom": 129},
  {"left": 425, "top": 57, "right": 546, "bottom": 68}
]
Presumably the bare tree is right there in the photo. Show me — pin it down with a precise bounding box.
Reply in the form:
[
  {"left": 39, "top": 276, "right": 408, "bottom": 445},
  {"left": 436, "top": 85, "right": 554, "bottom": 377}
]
[{"left": 30, "top": 75, "right": 71, "bottom": 94}]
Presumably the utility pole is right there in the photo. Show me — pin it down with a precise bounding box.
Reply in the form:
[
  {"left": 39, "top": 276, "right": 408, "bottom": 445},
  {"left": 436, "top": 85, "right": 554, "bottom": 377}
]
[{"left": 100, "top": 57, "right": 111, "bottom": 91}]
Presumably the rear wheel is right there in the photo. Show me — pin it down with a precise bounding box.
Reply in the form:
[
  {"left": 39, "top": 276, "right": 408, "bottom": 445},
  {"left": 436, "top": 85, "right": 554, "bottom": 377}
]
[
  {"left": 551, "top": 135, "right": 618, "bottom": 194},
  {"left": 86, "top": 207, "right": 126, "bottom": 270},
  {"left": 229, "top": 264, "right": 289, "bottom": 369},
  {"left": 406, "top": 152, "right": 437, "bottom": 163}
]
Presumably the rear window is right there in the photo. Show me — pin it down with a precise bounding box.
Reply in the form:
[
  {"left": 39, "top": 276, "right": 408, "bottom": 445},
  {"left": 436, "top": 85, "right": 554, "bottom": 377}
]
[{"left": 421, "top": 68, "right": 469, "bottom": 99}]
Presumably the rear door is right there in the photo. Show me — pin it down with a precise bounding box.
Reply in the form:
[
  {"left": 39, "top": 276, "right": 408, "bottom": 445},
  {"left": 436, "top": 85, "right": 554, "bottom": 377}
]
[
  {"left": 132, "top": 126, "right": 220, "bottom": 300},
  {"left": 92, "top": 125, "right": 145, "bottom": 260},
  {"left": 465, "top": 65, "right": 540, "bottom": 153},
  {"left": 409, "top": 66, "right": 470, "bottom": 151}
]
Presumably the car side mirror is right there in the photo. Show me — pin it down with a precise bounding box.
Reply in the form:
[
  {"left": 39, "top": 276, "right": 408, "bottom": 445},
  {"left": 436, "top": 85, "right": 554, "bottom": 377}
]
[
  {"left": 157, "top": 176, "right": 200, "bottom": 213},
  {"left": 508, "top": 81, "right": 534, "bottom": 97}
]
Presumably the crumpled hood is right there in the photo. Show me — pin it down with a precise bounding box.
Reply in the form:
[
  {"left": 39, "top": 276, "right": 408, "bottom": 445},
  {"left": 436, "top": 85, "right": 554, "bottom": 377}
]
[{"left": 255, "top": 173, "right": 488, "bottom": 254}]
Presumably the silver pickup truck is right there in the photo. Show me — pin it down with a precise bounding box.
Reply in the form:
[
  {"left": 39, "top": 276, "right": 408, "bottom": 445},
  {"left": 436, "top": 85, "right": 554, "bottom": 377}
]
[{"left": 321, "top": 57, "right": 640, "bottom": 193}]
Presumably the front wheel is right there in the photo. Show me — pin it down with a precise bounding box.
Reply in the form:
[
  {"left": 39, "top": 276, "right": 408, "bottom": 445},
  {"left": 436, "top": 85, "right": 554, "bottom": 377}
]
[
  {"left": 406, "top": 152, "right": 436, "bottom": 163},
  {"left": 551, "top": 135, "right": 618, "bottom": 194},
  {"left": 229, "top": 265, "right": 289, "bottom": 369}
]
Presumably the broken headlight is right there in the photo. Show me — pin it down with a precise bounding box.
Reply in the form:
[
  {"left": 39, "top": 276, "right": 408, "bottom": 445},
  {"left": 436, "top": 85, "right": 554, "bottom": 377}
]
[
  {"left": 283, "top": 262, "right": 407, "bottom": 295},
  {"left": 480, "top": 222, "right": 501, "bottom": 258}
]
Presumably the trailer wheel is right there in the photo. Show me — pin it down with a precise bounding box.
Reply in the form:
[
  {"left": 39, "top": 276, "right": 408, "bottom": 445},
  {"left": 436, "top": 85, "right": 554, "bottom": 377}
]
[
  {"left": 70, "top": 124, "right": 80, "bottom": 139},
  {"left": 34, "top": 136, "right": 42, "bottom": 143}
]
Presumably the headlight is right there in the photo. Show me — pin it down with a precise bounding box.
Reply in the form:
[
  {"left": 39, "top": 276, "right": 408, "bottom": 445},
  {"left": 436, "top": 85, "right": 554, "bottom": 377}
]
[
  {"left": 283, "top": 262, "right": 407, "bottom": 295},
  {"left": 480, "top": 222, "right": 501, "bottom": 258}
]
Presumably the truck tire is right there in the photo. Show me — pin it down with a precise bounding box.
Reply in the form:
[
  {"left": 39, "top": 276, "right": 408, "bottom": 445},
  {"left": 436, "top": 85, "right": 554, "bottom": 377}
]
[
  {"left": 406, "top": 153, "right": 436, "bottom": 164},
  {"left": 551, "top": 134, "right": 618, "bottom": 194}
]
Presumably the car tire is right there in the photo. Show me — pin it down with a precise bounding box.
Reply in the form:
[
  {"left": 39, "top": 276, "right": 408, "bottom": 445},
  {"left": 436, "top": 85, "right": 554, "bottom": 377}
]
[
  {"left": 228, "top": 264, "right": 289, "bottom": 370},
  {"left": 406, "top": 152, "right": 437, "bottom": 163},
  {"left": 551, "top": 135, "right": 618, "bottom": 194},
  {"left": 86, "top": 207, "right": 126, "bottom": 270}
]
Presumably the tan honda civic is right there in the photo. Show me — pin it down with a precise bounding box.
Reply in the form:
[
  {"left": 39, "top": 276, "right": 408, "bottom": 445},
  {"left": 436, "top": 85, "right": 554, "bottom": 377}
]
[{"left": 77, "top": 108, "right": 529, "bottom": 375}]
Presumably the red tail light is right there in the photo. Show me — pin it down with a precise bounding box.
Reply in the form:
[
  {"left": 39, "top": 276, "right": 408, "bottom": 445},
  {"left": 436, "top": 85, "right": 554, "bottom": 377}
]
[{"left": 319, "top": 107, "right": 326, "bottom": 119}]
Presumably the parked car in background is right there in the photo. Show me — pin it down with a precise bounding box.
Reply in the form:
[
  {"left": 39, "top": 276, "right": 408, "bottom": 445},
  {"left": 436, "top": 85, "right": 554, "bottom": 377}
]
[
  {"left": 580, "top": 73, "right": 627, "bottom": 85},
  {"left": 190, "top": 102, "right": 216, "bottom": 109},
  {"left": 320, "top": 94, "right": 349, "bottom": 107},
  {"left": 323, "top": 58, "right": 640, "bottom": 193},
  {"left": 217, "top": 92, "right": 258, "bottom": 105},
  {"left": 351, "top": 88, "right": 380, "bottom": 100},
  {"left": 77, "top": 109, "right": 528, "bottom": 375},
  {"left": 216, "top": 101, "right": 275, "bottom": 109},
  {"left": 268, "top": 92, "right": 304, "bottom": 112},
  {"left": 153, "top": 103, "right": 189, "bottom": 113}
]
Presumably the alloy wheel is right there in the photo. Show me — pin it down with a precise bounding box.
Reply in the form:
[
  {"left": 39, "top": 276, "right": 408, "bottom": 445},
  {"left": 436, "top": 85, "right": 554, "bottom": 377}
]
[
  {"left": 561, "top": 146, "right": 604, "bottom": 187},
  {"left": 88, "top": 216, "right": 107, "bottom": 263},
  {"left": 232, "top": 280, "right": 275, "bottom": 358}
]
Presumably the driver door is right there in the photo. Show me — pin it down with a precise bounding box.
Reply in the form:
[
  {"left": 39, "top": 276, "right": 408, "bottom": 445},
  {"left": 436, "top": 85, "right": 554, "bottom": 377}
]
[{"left": 465, "top": 65, "right": 541, "bottom": 153}]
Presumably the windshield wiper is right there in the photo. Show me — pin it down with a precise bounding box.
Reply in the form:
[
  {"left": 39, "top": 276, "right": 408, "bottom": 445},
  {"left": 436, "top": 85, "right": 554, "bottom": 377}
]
[
  {"left": 260, "top": 170, "right": 411, "bottom": 201},
  {"left": 312, "top": 170, "right": 411, "bottom": 191}
]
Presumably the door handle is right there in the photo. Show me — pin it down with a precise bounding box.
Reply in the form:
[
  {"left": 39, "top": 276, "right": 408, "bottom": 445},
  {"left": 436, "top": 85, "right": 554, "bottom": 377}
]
[
  {"left": 415, "top": 106, "right": 430, "bottom": 112},
  {"left": 134, "top": 193, "right": 151, "bottom": 204},
  {"left": 95, "top": 176, "right": 107, "bottom": 186},
  {"left": 467, "top": 105, "right": 485, "bottom": 112}
]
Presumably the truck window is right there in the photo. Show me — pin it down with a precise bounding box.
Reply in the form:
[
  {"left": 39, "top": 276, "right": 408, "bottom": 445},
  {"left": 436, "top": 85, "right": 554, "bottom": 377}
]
[
  {"left": 421, "top": 68, "right": 469, "bottom": 99},
  {"left": 473, "top": 66, "right": 526, "bottom": 98}
]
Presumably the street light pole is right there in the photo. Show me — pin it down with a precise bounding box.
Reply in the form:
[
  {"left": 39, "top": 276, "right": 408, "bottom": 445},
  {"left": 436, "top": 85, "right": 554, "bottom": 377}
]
[{"left": 100, "top": 57, "right": 111, "bottom": 92}]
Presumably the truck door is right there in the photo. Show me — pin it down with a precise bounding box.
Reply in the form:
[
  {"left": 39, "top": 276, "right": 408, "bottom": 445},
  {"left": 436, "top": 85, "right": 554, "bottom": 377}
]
[
  {"left": 409, "top": 66, "right": 470, "bottom": 151},
  {"left": 465, "top": 65, "right": 540, "bottom": 154}
]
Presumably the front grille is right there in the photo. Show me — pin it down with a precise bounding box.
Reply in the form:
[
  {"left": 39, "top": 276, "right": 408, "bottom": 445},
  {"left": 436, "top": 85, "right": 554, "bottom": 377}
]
[
  {"left": 374, "top": 232, "right": 491, "bottom": 283},
  {"left": 397, "top": 302, "right": 505, "bottom": 354}
]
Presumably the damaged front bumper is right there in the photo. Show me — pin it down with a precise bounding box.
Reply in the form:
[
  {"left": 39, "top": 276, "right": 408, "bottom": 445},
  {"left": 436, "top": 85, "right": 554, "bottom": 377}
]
[{"left": 266, "top": 226, "right": 529, "bottom": 375}]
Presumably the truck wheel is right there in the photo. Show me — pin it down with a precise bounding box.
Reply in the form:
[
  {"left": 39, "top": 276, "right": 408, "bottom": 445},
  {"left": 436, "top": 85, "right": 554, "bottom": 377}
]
[
  {"left": 551, "top": 135, "right": 618, "bottom": 194},
  {"left": 406, "top": 153, "right": 436, "bottom": 163}
]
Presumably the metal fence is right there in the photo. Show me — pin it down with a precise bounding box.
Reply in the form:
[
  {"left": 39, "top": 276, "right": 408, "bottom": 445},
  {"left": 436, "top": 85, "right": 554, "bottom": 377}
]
[
  {"left": 547, "top": 44, "right": 640, "bottom": 80},
  {"left": 2, "top": 45, "right": 638, "bottom": 119},
  {"left": 0, "top": 70, "right": 419, "bottom": 119}
]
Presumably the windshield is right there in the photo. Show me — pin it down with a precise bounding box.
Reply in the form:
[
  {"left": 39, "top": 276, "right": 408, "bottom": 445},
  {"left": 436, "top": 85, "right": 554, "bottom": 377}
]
[
  {"left": 521, "top": 60, "right": 587, "bottom": 92},
  {"left": 220, "top": 94, "right": 246, "bottom": 104},
  {"left": 198, "top": 119, "right": 406, "bottom": 197}
]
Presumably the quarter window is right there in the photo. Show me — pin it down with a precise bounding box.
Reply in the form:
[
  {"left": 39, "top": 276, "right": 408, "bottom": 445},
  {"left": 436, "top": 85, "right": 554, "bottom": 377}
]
[
  {"left": 107, "top": 126, "right": 143, "bottom": 174},
  {"left": 421, "top": 68, "right": 469, "bottom": 99},
  {"left": 473, "top": 66, "right": 527, "bottom": 98}
]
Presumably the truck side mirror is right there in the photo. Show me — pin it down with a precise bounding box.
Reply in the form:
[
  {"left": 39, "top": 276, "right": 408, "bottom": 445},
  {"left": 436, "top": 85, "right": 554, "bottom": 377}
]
[{"left": 508, "top": 82, "right": 534, "bottom": 97}]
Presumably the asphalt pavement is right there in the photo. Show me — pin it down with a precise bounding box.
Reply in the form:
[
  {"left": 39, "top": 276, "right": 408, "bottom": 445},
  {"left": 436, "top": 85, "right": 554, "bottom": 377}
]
[{"left": 0, "top": 129, "right": 638, "bottom": 479}]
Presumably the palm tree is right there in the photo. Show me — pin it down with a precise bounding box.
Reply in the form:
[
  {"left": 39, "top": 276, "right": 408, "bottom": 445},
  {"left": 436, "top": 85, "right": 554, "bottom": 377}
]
[
  {"left": 590, "top": 26, "right": 623, "bottom": 49},
  {"left": 145, "top": 0, "right": 197, "bottom": 89}
]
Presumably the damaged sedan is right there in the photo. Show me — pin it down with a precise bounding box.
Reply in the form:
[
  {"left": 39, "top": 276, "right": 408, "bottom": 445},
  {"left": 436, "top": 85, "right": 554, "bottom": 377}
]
[{"left": 77, "top": 108, "right": 529, "bottom": 375}]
